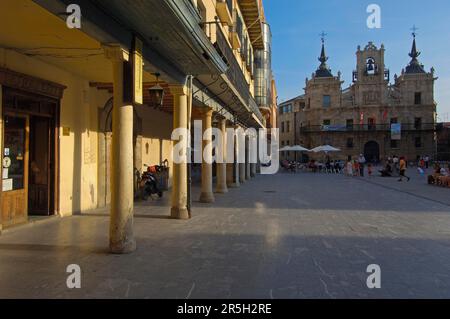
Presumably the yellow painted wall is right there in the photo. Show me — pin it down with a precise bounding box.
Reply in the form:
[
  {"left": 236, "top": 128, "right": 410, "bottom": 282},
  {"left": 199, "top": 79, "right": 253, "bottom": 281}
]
[
  {"left": 135, "top": 107, "right": 174, "bottom": 188},
  {"left": 0, "top": 49, "right": 175, "bottom": 215},
  {"left": 0, "top": 49, "right": 102, "bottom": 216}
]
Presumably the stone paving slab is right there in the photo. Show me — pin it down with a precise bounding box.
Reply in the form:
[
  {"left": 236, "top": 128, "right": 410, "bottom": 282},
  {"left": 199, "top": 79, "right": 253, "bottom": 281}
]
[{"left": 0, "top": 172, "right": 449, "bottom": 299}]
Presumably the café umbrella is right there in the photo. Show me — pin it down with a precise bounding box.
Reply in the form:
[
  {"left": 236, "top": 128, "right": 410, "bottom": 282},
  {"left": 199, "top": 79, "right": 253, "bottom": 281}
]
[
  {"left": 310, "top": 145, "right": 341, "bottom": 154},
  {"left": 290, "top": 145, "right": 310, "bottom": 152}
]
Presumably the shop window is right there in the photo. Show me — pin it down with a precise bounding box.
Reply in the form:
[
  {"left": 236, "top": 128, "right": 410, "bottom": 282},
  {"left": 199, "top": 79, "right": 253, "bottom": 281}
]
[{"left": 3, "top": 116, "right": 27, "bottom": 191}]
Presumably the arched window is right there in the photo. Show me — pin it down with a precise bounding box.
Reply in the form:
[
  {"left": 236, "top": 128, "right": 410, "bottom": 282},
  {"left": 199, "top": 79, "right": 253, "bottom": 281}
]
[{"left": 366, "top": 57, "right": 377, "bottom": 75}]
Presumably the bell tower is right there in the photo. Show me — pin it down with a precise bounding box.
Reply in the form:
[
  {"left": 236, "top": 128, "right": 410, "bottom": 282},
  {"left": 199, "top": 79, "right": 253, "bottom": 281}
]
[{"left": 352, "top": 42, "right": 390, "bottom": 106}]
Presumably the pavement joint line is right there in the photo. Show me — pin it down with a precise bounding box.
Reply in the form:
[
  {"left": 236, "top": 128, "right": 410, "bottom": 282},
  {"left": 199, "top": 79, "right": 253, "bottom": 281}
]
[
  {"left": 355, "top": 177, "right": 450, "bottom": 208},
  {"left": 1, "top": 215, "right": 61, "bottom": 235}
]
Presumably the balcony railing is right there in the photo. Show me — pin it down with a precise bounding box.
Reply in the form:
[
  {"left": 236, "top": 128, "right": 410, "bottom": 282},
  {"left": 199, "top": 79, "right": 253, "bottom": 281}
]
[
  {"left": 213, "top": 23, "right": 250, "bottom": 103},
  {"left": 300, "top": 123, "right": 436, "bottom": 133},
  {"left": 201, "top": 22, "right": 263, "bottom": 124}
]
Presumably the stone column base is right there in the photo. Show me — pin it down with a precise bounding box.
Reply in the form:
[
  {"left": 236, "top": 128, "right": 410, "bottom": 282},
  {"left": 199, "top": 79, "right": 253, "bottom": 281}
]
[
  {"left": 110, "top": 238, "right": 136, "bottom": 254},
  {"left": 171, "top": 207, "right": 190, "bottom": 220},
  {"left": 215, "top": 186, "right": 228, "bottom": 194},
  {"left": 199, "top": 192, "right": 215, "bottom": 203},
  {"left": 228, "top": 182, "right": 240, "bottom": 188}
]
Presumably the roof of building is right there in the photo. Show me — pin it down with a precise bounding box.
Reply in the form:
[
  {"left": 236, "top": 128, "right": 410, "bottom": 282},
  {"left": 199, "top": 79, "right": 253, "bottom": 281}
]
[
  {"left": 278, "top": 94, "right": 305, "bottom": 107},
  {"left": 315, "top": 41, "right": 333, "bottom": 78},
  {"left": 405, "top": 35, "right": 426, "bottom": 74}
]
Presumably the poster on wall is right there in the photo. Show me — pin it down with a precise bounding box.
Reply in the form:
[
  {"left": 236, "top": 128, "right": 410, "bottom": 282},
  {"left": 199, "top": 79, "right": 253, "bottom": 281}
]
[
  {"left": 2, "top": 178, "right": 12, "bottom": 192},
  {"left": 391, "top": 123, "right": 402, "bottom": 140}
]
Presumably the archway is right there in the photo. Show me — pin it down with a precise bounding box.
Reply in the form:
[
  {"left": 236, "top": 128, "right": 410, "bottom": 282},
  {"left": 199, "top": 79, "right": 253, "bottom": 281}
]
[{"left": 364, "top": 141, "right": 380, "bottom": 163}]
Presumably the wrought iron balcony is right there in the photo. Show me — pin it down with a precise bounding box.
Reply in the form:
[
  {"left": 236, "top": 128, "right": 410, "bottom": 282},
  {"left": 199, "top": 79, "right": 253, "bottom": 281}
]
[
  {"left": 216, "top": 0, "right": 233, "bottom": 25},
  {"left": 299, "top": 123, "right": 436, "bottom": 133},
  {"left": 213, "top": 23, "right": 251, "bottom": 103},
  {"left": 203, "top": 22, "right": 264, "bottom": 126}
]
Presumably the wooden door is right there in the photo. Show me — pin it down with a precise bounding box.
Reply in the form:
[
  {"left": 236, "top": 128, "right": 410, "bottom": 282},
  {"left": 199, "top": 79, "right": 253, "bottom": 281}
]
[
  {"left": 28, "top": 116, "right": 51, "bottom": 215},
  {"left": 1, "top": 114, "right": 29, "bottom": 227}
]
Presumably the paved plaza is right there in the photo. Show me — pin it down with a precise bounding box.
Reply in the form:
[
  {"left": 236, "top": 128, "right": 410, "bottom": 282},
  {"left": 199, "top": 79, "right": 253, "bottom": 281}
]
[{"left": 1, "top": 170, "right": 450, "bottom": 299}]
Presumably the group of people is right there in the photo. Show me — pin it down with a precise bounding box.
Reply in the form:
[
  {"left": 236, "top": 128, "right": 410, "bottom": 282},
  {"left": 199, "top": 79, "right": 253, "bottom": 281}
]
[
  {"left": 344, "top": 154, "right": 372, "bottom": 177},
  {"left": 428, "top": 162, "right": 450, "bottom": 187},
  {"left": 379, "top": 155, "right": 410, "bottom": 181}
]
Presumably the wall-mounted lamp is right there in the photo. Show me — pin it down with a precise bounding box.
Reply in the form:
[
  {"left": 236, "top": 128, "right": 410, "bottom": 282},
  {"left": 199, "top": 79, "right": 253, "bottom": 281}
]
[{"left": 148, "top": 73, "right": 165, "bottom": 109}]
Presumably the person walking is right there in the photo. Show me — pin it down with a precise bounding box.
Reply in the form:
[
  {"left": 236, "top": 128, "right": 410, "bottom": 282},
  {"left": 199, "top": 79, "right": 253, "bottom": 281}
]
[
  {"left": 358, "top": 154, "right": 366, "bottom": 177},
  {"left": 345, "top": 160, "right": 353, "bottom": 177},
  {"left": 419, "top": 157, "right": 425, "bottom": 170},
  {"left": 392, "top": 155, "right": 399, "bottom": 176},
  {"left": 398, "top": 156, "right": 410, "bottom": 182},
  {"left": 424, "top": 155, "right": 430, "bottom": 169}
]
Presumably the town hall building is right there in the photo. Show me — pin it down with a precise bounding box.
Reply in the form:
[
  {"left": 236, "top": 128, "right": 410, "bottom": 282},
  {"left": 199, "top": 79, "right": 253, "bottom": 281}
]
[{"left": 279, "top": 32, "right": 437, "bottom": 163}]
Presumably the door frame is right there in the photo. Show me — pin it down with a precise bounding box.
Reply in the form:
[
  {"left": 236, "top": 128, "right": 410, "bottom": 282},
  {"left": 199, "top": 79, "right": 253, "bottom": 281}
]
[
  {"left": 1, "top": 88, "right": 60, "bottom": 220},
  {"left": 0, "top": 69, "right": 65, "bottom": 228}
]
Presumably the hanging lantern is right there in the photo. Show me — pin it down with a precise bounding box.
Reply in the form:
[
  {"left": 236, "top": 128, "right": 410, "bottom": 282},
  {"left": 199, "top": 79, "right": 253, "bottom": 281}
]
[{"left": 148, "top": 73, "right": 165, "bottom": 109}]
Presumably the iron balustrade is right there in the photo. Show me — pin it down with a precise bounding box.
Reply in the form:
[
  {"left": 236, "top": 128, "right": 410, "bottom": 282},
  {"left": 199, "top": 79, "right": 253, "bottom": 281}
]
[
  {"left": 299, "top": 123, "right": 436, "bottom": 133},
  {"left": 213, "top": 23, "right": 251, "bottom": 104},
  {"left": 203, "top": 21, "right": 264, "bottom": 125}
]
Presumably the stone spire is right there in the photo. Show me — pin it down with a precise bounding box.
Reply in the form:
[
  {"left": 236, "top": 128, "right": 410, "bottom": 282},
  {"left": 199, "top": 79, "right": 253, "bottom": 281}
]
[
  {"left": 315, "top": 32, "right": 333, "bottom": 78},
  {"left": 405, "top": 26, "right": 426, "bottom": 74}
]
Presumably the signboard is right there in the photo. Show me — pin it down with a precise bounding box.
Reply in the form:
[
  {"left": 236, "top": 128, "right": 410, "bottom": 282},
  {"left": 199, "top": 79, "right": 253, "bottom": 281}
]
[
  {"left": 391, "top": 123, "right": 401, "bottom": 140},
  {"left": 322, "top": 125, "right": 347, "bottom": 132},
  {"left": 63, "top": 127, "right": 71, "bottom": 136},
  {"left": 133, "top": 36, "right": 143, "bottom": 105},
  {"left": 2, "top": 178, "right": 12, "bottom": 192}
]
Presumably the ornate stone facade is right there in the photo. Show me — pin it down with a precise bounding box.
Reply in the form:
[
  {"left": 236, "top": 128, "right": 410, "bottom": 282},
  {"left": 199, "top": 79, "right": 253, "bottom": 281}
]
[{"left": 279, "top": 36, "right": 437, "bottom": 163}]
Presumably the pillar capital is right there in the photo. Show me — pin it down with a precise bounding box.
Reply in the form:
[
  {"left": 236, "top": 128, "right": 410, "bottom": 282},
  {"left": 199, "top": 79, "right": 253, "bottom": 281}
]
[
  {"left": 169, "top": 84, "right": 188, "bottom": 96},
  {"left": 216, "top": 115, "right": 228, "bottom": 124},
  {"left": 103, "top": 44, "right": 129, "bottom": 62},
  {"left": 197, "top": 106, "right": 214, "bottom": 117}
]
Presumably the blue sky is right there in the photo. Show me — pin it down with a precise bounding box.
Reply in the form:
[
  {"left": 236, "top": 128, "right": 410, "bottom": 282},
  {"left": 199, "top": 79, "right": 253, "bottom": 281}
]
[{"left": 264, "top": 0, "right": 450, "bottom": 121}]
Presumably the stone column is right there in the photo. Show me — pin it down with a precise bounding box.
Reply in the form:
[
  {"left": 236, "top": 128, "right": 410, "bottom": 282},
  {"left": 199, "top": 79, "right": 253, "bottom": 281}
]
[
  {"left": 170, "top": 85, "right": 190, "bottom": 219},
  {"left": 0, "top": 84, "right": 3, "bottom": 234},
  {"left": 104, "top": 46, "right": 135, "bottom": 254},
  {"left": 239, "top": 132, "right": 246, "bottom": 184},
  {"left": 251, "top": 162, "right": 257, "bottom": 177},
  {"left": 227, "top": 124, "right": 240, "bottom": 188},
  {"left": 133, "top": 135, "right": 143, "bottom": 196},
  {"left": 250, "top": 132, "right": 257, "bottom": 177},
  {"left": 199, "top": 108, "right": 215, "bottom": 203},
  {"left": 246, "top": 136, "right": 251, "bottom": 179},
  {"left": 215, "top": 118, "right": 228, "bottom": 193}
]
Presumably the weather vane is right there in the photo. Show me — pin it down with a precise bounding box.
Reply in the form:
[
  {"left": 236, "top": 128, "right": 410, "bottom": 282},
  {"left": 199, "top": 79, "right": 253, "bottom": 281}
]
[
  {"left": 319, "top": 31, "right": 327, "bottom": 44},
  {"left": 411, "top": 25, "right": 419, "bottom": 38}
]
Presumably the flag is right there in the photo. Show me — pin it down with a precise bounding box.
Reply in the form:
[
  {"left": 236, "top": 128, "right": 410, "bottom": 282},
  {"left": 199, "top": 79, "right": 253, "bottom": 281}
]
[{"left": 383, "top": 109, "right": 388, "bottom": 121}]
